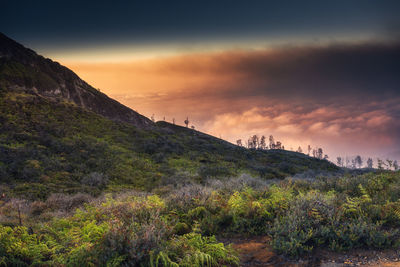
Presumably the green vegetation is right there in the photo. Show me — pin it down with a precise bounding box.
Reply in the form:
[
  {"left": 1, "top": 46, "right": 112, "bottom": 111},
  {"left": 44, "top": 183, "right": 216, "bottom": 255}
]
[
  {"left": 0, "top": 60, "right": 59, "bottom": 91},
  {"left": 0, "top": 91, "right": 337, "bottom": 200},
  {"left": 0, "top": 194, "right": 238, "bottom": 266},
  {"left": 1, "top": 171, "right": 399, "bottom": 266}
]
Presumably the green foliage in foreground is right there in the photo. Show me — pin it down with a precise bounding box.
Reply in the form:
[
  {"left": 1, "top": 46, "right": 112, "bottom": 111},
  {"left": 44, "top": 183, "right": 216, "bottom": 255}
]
[
  {"left": 1, "top": 171, "right": 400, "bottom": 265},
  {"left": 0, "top": 91, "right": 337, "bottom": 199},
  {"left": 0, "top": 195, "right": 239, "bottom": 266}
]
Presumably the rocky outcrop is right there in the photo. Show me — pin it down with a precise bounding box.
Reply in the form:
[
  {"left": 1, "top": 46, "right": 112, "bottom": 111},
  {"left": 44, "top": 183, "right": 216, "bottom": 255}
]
[{"left": 0, "top": 32, "right": 152, "bottom": 127}]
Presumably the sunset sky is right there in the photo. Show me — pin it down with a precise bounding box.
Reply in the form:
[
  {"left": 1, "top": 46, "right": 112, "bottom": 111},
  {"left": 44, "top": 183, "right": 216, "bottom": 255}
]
[{"left": 2, "top": 0, "right": 400, "bottom": 161}]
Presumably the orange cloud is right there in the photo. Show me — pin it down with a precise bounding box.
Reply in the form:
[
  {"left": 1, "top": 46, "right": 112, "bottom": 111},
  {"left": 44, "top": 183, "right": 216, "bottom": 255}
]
[{"left": 61, "top": 43, "right": 400, "bottom": 160}]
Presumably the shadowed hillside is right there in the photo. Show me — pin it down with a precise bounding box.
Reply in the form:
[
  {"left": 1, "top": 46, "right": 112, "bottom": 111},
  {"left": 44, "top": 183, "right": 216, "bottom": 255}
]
[{"left": 0, "top": 32, "right": 151, "bottom": 127}]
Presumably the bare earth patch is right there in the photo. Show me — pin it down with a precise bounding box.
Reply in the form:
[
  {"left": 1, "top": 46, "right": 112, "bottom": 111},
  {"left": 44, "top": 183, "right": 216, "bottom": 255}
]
[{"left": 221, "top": 236, "right": 400, "bottom": 267}]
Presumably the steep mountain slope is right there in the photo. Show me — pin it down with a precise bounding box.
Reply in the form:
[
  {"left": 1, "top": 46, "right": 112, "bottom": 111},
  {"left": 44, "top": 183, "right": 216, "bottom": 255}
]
[
  {"left": 0, "top": 33, "right": 339, "bottom": 199},
  {"left": 0, "top": 32, "right": 151, "bottom": 127}
]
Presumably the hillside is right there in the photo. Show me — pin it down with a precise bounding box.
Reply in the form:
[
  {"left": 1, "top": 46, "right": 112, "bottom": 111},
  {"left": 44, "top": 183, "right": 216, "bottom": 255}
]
[
  {"left": 0, "top": 90, "right": 337, "bottom": 199},
  {"left": 0, "top": 32, "right": 151, "bottom": 127},
  {"left": 0, "top": 33, "right": 338, "bottom": 200}
]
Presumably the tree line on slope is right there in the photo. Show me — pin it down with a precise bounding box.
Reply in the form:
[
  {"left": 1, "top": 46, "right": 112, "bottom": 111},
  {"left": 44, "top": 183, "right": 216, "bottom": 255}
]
[
  {"left": 237, "top": 135, "right": 328, "bottom": 160},
  {"left": 236, "top": 134, "right": 399, "bottom": 171}
]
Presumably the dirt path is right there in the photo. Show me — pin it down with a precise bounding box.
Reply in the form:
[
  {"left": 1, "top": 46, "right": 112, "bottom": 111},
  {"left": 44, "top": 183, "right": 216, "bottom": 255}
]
[
  {"left": 221, "top": 236, "right": 400, "bottom": 267},
  {"left": 221, "top": 236, "right": 313, "bottom": 266}
]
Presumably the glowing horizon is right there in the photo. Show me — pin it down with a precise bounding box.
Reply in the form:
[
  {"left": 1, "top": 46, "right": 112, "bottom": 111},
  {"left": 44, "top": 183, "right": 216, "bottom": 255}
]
[{"left": 43, "top": 32, "right": 386, "bottom": 63}]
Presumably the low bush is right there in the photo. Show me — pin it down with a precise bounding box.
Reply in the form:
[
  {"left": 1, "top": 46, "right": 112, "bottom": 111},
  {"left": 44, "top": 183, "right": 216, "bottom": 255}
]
[
  {"left": 46, "top": 192, "right": 92, "bottom": 211},
  {"left": 152, "top": 232, "right": 239, "bottom": 266},
  {"left": 81, "top": 172, "right": 109, "bottom": 187},
  {"left": 272, "top": 188, "right": 400, "bottom": 258}
]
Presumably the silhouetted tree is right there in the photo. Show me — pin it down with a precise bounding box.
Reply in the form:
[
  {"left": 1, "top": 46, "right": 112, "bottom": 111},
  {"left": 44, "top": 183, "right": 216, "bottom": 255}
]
[
  {"left": 394, "top": 160, "right": 399, "bottom": 171},
  {"left": 382, "top": 160, "right": 388, "bottom": 169},
  {"left": 236, "top": 139, "right": 242, "bottom": 147},
  {"left": 260, "top": 135, "right": 266, "bottom": 149},
  {"left": 191, "top": 125, "right": 195, "bottom": 130},
  {"left": 269, "top": 135, "right": 275, "bottom": 149},
  {"left": 337, "top": 157, "right": 342, "bottom": 167},
  {"left": 251, "top": 135, "right": 259, "bottom": 149},
  {"left": 184, "top": 117, "right": 189, "bottom": 127},
  {"left": 351, "top": 159, "right": 356, "bottom": 169},
  {"left": 317, "top": 148, "right": 323, "bottom": 160},
  {"left": 377, "top": 158, "right": 384, "bottom": 170},
  {"left": 247, "top": 137, "right": 253, "bottom": 149},
  {"left": 367, "top": 158, "right": 373, "bottom": 168},
  {"left": 387, "top": 159, "right": 393, "bottom": 170},
  {"left": 307, "top": 145, "right": 312, "bottom": 156},
  {"left": 355, "top": 155, "right": 363, "bottom": 168},
  {"left": 172, "top": 118, "right": 175, "bottom": 125},
  {"left": 275, "top": 141, "right": 282, "bottom": 150},
  {"left": 297, "top": 146, "right": 303, "bottom": 153}
]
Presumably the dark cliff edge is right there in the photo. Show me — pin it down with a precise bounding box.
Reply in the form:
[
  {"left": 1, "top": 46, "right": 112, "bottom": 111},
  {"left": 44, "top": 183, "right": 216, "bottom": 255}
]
[{"left": 0, "top": 32, "right": 152, "bottom": 127}]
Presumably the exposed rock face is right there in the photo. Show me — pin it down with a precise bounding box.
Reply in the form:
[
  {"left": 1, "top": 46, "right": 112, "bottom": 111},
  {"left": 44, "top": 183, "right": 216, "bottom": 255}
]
[{"left": 0, "top": 32, "right": 152, "bottom": 127}]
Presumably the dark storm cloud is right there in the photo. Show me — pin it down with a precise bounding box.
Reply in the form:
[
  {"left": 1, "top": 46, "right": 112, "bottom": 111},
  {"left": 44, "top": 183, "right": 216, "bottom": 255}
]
[
  {"left": 111, "top": 42, "right": 399, "bottom": 103},
  {"left": 219, "top": 43, "right": 400, "bottom": 100},
  {"left": 2, "top": 0, "right": 400, "bottom": 50}
]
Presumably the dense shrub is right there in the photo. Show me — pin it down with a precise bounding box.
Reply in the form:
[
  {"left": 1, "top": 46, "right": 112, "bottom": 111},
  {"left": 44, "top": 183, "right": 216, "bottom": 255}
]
[
  {"left": 206, "top": 174, "right": 272, "bottom": 193},
  {"left": 272, "top": 188, "right": 400, "bottom": 257},
  {"left": 199, "top": 165, "right": 234, "bottom": 179},
  {"left": 81, "top": 172, "right": 109, "bottom": 187},
  {"left": 225, "top": 186, "right": 293, "bottom": 234},
  {"left": 96, "top": 195, "right": 170, "bottom": 266},
  {"left": 46, "top": 192, "right": 92, "bottom": 211}
]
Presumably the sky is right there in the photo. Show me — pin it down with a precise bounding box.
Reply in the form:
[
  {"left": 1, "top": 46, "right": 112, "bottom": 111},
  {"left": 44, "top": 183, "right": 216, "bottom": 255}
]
[{"left": 2, "top": 0, "right": 400, "bottom": 163}]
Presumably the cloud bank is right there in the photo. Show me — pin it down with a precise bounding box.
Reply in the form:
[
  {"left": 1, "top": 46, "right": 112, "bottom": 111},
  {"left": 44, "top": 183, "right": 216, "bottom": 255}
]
[{"left": 65, "top": 41, "right": 400, "bottom": 160}]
